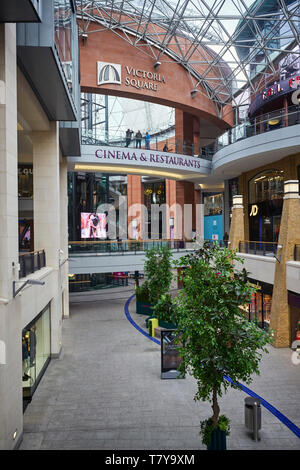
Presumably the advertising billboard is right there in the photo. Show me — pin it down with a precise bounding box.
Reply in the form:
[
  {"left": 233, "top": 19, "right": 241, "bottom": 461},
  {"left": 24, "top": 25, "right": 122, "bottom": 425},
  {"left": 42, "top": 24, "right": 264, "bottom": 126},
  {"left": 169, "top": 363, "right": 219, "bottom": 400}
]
[
  {"left": 81, "top": 212, "right": 106, "bottom": 239},
  {"left": 161, "top": 329, "right": 183, "bottom": 380}
]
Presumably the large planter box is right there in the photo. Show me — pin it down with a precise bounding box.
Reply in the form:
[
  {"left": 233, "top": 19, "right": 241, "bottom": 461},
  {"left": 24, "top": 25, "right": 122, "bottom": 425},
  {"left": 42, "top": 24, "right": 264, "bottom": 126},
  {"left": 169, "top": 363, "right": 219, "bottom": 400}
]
[
  {"left": 159, "top": 320, "right": 177, "bottom": 330},
  {"left": 136, "top": 300, "right": 154, "bottom": 315},
  {"left": 145, "top": 316, "right": 177, "bottom": 330},
  {"left": 207, "top": 429, "right": 227, "bottom": 450}
]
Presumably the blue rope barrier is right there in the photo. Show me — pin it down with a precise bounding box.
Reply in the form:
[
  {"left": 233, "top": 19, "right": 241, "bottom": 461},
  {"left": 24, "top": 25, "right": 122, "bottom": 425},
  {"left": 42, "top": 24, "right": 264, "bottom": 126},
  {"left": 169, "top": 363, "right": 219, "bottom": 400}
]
[{"left": 125, "top": 294, "right": 300, "bottom": 440}]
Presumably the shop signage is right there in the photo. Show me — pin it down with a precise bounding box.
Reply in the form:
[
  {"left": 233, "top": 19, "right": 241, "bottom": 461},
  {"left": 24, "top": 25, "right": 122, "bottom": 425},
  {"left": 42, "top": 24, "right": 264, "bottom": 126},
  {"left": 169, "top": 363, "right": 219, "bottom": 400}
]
[
  {"left": 262, "top": 75, "right": 300, "bottom": 101},
  {"left": 249, "top": 204, "right": 258, "bottom": 216},
  {"left": 249, "top": 282, "right": 261, "bottom": 290},
  {"left": 95, "top": 147, "right": 201, "bottom": 169},
  {"left": 161, "top": 330, "right": 183, "bottom": 379},
  {"left": 97, "top": 61, "right": 166, "bottom": 91},
  {"left": 124, "top": 66, "right": 165, "bottom": 92},
  {"left": 97, "top": 62, "right": 121, "bottom": 85},
  {"left": 249, "top": 74, "right": 300, "bottom": 117},
  {"left": 18, "top": 164, "right": 33, "bottom": 175}
]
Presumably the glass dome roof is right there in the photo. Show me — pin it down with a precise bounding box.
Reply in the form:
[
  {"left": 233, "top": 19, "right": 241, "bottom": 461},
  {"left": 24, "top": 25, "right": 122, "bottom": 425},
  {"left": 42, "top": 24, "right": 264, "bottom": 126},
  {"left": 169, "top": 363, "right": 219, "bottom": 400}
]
[{"left": 76, "top": 0, "right": 300, "bottom": 112}]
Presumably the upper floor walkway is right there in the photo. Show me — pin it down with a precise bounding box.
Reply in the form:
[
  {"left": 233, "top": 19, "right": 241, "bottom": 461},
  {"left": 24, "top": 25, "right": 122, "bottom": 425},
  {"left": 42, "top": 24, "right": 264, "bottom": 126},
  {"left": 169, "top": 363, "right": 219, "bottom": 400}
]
[
  {"left": 68, "top": 239, "right": 195, "bottom": 274},
  {"left": 213, "top": 105, "right": 300, "bottom": 179},
  {"left": 67, "top": 143, "right": 212, "bottom": 183},
  {"left": 68, "top": 105, "right": 300, "bottom": 184}
]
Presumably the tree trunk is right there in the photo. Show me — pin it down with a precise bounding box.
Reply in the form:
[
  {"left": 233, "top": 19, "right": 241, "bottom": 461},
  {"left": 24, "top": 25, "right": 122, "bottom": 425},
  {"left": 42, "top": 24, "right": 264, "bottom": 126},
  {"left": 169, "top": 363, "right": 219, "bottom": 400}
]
[{"left": 212, "top": 386, "right": 220, "bottom": 427}]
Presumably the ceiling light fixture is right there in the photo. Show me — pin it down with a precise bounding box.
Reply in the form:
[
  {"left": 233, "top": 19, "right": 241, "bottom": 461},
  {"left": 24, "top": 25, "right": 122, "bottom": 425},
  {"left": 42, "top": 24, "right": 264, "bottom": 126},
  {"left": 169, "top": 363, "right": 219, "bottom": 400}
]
[{"left": 74, "top": 164, "right": 185, "bottom": 180}]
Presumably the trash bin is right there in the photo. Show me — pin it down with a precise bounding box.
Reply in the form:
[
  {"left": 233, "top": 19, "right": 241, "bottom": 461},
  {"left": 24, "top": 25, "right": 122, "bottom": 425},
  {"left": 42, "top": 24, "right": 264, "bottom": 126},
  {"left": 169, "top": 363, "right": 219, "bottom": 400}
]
[{"left": 245, "top": 397, "right": 261, "bottom": 441}]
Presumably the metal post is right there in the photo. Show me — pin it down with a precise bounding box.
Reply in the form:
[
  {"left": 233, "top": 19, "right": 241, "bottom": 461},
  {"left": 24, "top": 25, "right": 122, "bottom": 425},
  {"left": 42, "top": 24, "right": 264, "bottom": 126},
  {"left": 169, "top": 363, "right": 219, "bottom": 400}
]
[{"left": 253, "top": 401, "right": 259, "bottom": 441}]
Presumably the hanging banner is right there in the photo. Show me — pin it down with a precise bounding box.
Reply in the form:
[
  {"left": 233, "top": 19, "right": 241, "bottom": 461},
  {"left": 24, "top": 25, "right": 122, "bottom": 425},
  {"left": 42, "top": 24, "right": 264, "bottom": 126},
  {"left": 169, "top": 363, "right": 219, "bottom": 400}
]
[{"left": 161, "top": 329, "right": 184, "bottom": 380}]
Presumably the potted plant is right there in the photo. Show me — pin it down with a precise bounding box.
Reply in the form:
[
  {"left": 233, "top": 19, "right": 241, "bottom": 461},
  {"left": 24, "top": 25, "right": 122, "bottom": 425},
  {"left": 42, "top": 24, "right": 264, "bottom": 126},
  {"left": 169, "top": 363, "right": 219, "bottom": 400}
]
[
  {"left": 136, "top": 245, "right": 173, "bottom": 315},
  {"left": 144, "top": 245, "right": 173, "bottom": 304},
  {"left": 135, "top": 281, "right": 153, "bottom": 315},
  {"left": 174, "top": 242, "right": 273, "bottom": 450},
  {"left": 200, "top": 415, "right": 230, "bottom": 450},
  {"left": 153, "top": 293, "right": 177, "bottom": 330}
]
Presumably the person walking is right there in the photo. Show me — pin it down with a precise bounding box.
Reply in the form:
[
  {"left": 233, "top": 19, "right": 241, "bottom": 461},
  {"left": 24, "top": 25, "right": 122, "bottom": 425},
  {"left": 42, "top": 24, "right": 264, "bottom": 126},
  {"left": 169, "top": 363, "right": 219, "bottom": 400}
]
[
  {"left": 145, "top": 131, "right": 150, "bottom": 150},
  {"left": 135, "top": 130, "right": 142, "bottom": 148},
  {"left": 125, "top": 129, "right": 133, "bottom": 147}
]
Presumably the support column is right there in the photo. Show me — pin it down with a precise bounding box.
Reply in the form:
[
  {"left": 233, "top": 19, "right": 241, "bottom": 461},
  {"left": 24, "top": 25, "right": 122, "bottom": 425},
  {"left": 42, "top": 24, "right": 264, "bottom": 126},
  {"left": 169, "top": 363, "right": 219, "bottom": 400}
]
[
  {"left": 270, "top": 180, "right": 300, "bottom": 347},
  {"left": 165, "top": 179, "right": 195, "bottom": 240},
  {"left": 32, "top": 122, "right": 62, "bottom": 355},
  {"left": 175, "top": 109, "right": 194, "bottom": 155},
  {"left": 228, "top": 195, "right": 244, "bottom": 251},
  {"left": 0, "top": 24, "right": 23, "bottom": 450},
  {"left": 59, "top": 157, "right": 69, "bottom": 319},
  {"left": 127, "top": 175, "right": 144, "bottom": 239}
]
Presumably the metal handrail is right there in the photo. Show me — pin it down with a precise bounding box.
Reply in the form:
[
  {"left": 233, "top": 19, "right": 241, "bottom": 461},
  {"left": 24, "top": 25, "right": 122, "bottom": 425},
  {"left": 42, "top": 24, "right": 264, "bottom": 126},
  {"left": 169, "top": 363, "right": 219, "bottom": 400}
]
[
  {"left": 217, "top": 104, "right": 300, "bottom": 151},
  {"left": 238, "top": 240, "right": 278, "bottom": 256},
  {"left": 18, "top": 249, "right": 46, "bottom": 279},
  {"left": 294, "top": 244, "right": 300, "bottom": 261},
  {"left": 81, "top": 131, "right": 215, "bottom": 160},
  {"left": 68, "top": 239, "right": 189, "bottom": 255}
]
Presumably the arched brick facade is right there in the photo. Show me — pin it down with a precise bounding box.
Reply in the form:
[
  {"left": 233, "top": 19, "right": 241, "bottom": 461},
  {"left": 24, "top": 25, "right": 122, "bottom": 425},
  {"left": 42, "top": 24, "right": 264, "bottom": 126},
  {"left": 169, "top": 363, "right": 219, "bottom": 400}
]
[{"left": 79, "top": 23, "right": 233, "bottom": 134}]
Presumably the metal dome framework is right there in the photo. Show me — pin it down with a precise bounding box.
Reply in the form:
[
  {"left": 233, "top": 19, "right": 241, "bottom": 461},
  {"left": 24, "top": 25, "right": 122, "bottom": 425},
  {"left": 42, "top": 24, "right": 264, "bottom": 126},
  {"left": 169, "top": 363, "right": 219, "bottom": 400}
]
[{"left": 75, "top": 0, "right": 300, "bottom": 115}]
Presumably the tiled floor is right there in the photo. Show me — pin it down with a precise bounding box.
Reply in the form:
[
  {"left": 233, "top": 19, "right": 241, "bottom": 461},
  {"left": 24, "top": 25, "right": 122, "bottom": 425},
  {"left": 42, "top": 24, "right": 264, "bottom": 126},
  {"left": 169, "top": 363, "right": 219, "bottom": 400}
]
[{"left": 20, "top": 287, "right": 300, "bottom": 450}]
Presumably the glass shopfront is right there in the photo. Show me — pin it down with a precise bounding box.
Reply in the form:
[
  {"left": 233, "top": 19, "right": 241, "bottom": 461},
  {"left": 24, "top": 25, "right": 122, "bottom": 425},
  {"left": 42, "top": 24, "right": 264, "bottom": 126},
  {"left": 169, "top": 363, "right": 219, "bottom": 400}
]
[
  {"left": 68, "top": 173, "right": 127, "bottom": 241},
  {"left": 248, "top": 170, "right": 284, "bottom": 242},
  {"left": 18, "top": 164, "right": 33, "bottom": 198},
  {"left": 288, "top": 291, "right": 300, "bottom": 343},
  {"left": 203, "top": 193, "right": 223, "bottom": 241},
  {"left": 69, "top": 272, "right": 129, "bottom": 292},
  {"left": 22, "top": 304, "right": 51, "bottom": 409},
  {"left": 247, "top": 279, "right": 273, "bottom": 330},
  {"left": 144, "top": 180, "right": 166, "bottom": 239}
]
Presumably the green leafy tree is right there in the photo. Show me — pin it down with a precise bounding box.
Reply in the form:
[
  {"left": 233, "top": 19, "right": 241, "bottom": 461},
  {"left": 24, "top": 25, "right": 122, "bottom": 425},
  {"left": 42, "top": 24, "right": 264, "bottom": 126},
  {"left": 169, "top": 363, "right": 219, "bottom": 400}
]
[
  {"left": 144, "top": 245, "right": 173, "bottom": 304},
  {"left": 174, "top": 242, "right": 273, "bottom": 442}
]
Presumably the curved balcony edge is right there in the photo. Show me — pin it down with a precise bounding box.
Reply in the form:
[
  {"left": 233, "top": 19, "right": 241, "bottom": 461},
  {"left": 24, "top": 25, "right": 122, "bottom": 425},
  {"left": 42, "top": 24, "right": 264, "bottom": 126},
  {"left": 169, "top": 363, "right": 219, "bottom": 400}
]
[
  {"left": 212, "top": 124, "right": 300, "bottom": 178},
  {"left": 67, "top": 144, "right": 212, "bottom": 181}
]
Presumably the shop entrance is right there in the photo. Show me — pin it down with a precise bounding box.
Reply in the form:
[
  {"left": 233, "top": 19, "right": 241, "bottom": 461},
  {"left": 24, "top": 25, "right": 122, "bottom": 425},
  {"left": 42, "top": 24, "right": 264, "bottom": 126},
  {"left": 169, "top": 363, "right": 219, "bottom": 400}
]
[
  {"left": 22, "top": 304, "right": 51, "bottom": 411},
  {"left": 249, "top": 213, "right": 281, "bottom": 243},
  {"left": 247, "top": 280, "right": 273, "bottom": 330}
]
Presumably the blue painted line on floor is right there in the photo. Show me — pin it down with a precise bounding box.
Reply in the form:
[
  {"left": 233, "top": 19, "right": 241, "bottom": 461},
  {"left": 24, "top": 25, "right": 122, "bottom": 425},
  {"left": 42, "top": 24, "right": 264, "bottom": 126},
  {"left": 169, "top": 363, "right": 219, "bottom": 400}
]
[
  {"left": 124, "top": 295, "right": 160, "bottom": 345},
  {"left": 125, "top": 294, "right": 300, "bottom": 440}
]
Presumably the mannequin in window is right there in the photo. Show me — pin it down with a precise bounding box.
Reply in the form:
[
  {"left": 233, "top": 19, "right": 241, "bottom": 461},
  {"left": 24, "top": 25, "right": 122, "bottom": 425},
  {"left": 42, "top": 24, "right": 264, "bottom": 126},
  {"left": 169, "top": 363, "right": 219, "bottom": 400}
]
[
  {"left": 22, "top": 336, "right": 30, "bottom": 381},
  {"left": 29, "top": 326, "right": 37, "bottom": 367}
]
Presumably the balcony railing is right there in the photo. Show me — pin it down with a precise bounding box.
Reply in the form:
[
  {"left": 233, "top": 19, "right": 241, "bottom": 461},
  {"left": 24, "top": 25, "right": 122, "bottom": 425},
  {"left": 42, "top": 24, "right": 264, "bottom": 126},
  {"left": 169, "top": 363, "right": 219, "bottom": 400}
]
[
  {"left": 294, "top": 245, "right": 300, "bottom": 261},
  {"left": 19, "top": 250, "right": 46, "bottom": 279},
  {"left": 217, "top": 104, "right": 300, "bottom": 151},
  {"left": 238, "top": 241, "right": 278, "bottom": 256},
  {"left": 81, "top": 130, "right": 215, "bottom": 160},
  {"left": 69, "top": 239, "right": 188, "bottom": 255}
]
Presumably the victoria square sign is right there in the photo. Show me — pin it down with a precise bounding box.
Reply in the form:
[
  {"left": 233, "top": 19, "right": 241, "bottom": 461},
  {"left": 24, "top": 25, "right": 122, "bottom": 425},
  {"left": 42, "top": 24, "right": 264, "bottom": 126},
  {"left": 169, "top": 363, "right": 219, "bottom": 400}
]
[{"left": 97, "top": 61, "right": 166, "bottom": 92}]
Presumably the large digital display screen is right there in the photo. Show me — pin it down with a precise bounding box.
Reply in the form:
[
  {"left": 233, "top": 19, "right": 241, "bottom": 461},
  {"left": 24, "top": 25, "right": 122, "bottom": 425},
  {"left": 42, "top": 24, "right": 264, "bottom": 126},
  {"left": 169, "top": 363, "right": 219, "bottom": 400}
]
[{"left": 81, "top": 212, "right": 106, "bottom": 239}]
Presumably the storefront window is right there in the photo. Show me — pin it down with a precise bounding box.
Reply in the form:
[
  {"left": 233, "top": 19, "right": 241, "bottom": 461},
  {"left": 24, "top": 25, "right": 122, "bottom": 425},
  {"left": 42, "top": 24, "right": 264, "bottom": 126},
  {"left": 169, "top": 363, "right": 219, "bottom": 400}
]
[
  {"left": 204, "top": 193, "right": 223, "bottom": 216},
  {"left": 68, "top": 173, "right": 127, "bottom": 240},
  {"left": 246, "top": 280, "right": 273, "bottom": 330},
  {"left": 144, "top": 181, "right": 166, "bottom": 238},
  {"left": 69, "top": 272, "right": 129, "bottom": 292},
  {"left": 22, "top": 304, "right": 51, "bottom": 406},
  {"left": 18, "top": 164, "right": 33, "bottom": 198},
  {"left": 249, "top": 169, "right": 284, "bottom": 204}
]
